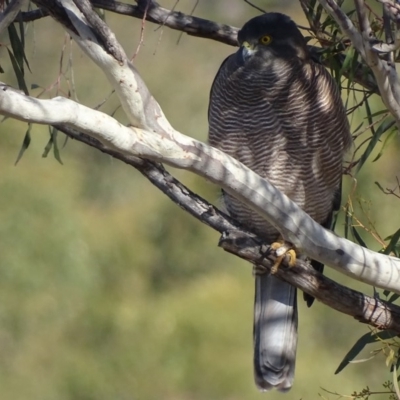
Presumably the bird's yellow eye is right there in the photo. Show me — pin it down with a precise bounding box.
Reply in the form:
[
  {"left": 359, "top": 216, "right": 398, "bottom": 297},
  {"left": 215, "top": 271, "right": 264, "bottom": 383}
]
[{"left": 260, "top": 35, "right": 272, "bottom": 45}]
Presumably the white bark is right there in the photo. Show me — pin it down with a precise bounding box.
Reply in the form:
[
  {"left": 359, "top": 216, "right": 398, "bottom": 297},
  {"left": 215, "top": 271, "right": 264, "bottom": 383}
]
[
  {"left": 1, "top": 82, "right": 400, "bottom": 294},
  {"left": 0, "top": 0, "right": 399, "bottom": 294}
]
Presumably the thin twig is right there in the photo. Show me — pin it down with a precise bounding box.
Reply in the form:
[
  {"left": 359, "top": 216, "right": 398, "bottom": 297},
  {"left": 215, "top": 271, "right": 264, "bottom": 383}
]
[
  {"left": 176, "top": 0, "right": 199, "bottom": 45},
  {"left": 243, "top": 0, "right": 265, "bottom": 13},
  {"left": 131, "top": 0, "right": 149, "bottom": 59}
]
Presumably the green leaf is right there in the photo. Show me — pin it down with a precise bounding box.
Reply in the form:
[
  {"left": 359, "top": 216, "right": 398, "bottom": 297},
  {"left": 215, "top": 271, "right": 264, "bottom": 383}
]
[
  {"left": 339, "top": 47, "right": 354, "bottom": 77},
  {"left": 383, "top": 228, "right": 400, "bottom": 255},
  {"left": 365, "top": 98, "right": 374, "bottom": 132},
  {"left": 352, "top": 226, "right": 367, "bottom": 248},
  {"left": 356, "top": 118, "right": 395, "bottom": 174},
  {"left": 42, "top": 127, "right": 63, "bottom": 164},
  {"left": 14, "top": 124, "right": 32, "bottom": 165},
  {"left": 331, "top": 211, "right": 339, "bottom": 231},
  {"left": 7, "top": 49, "right": 28, "bottom": 94},
  {"left": 17, "top": 15, "right": 25, "bottom": 50},
  {"left": 42, "top": 136, "right": 53, "bottom": 158},
  {"left": 352, "top": 121, "right": 365, "bottom": 134},
  {"left": 349, "top": 49, "right": 360, "bottom": 83},
  {"left": 368, "top": 109, "right": 390, "bottom": 118},
  {"left": 339, "top": 47, "right": 360, "bottom": 95},
  {"left": 344, "top": 203, "right": 351, "bottom": 240},
  {"left": 7, "top": 23, "right": 31, "bottom": 74},
  {"left": 373, "top": 127, "right": 397, "bottom": 162},
  {"left": 62, "top": 134, "right": 69, "bottom": 148},
  {"left": 374, "top": 181, "right": 386, "bottom": 194},
  {"left": 8, "top": 21, "right": 31, "bottom": 74},
  {"left": 388, "top": 293, "right": 400, "bottom": 303},
  {"left": 336, "top": 330, "right": 399, "bottom": 374},
  {"left": 51, "top": 128, "right": 63, "bottom": 165},
  {"left": 8, "top": 24, "right": 24, "bottom": 74}
]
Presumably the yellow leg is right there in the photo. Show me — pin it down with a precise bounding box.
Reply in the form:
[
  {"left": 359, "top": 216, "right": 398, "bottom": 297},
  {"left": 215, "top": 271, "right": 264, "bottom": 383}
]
[{"left": 270, "top": 240, "right": 297, "bottom": 274}]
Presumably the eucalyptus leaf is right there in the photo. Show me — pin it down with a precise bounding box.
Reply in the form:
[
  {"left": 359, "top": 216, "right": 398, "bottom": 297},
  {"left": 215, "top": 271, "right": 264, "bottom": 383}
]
[{"left": 336, "top": 331, "right": 399, "bottom": 374}]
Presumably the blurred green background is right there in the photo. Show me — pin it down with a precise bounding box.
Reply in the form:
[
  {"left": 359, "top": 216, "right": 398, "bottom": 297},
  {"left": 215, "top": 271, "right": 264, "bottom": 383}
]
[{"left": 0, "top": 1, "right": 399, "bottom": 399}]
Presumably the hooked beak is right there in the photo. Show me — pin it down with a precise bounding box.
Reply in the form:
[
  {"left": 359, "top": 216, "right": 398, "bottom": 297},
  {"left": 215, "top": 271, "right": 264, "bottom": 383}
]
[{"left": 241, "top": 41, "right": 256, "bottom": 61}]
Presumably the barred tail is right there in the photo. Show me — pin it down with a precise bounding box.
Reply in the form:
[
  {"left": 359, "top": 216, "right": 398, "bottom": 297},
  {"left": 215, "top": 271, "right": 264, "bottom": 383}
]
[{"left": 253, "top": 273, "right": 298, "bottom": 391}]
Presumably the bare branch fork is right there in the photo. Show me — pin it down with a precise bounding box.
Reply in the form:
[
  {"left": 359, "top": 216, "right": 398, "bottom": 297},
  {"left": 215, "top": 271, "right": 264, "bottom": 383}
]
[{"left": 0, "top": 0, "right": 399, "bottom": 328}]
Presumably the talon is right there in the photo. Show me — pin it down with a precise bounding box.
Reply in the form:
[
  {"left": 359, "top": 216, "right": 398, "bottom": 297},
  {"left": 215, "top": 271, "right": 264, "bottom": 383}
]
[
  {"left": 271, "top": 254, "right": 285, "bottom": 274},
  {"left": 270, "top": 240, "right": 284, "bottom": 252},
  {"left": 287, "top": 249, "right": 297, "bottom": 267},
  {"left": 270, "top": 240, "right": 297, "bottom": 273}
]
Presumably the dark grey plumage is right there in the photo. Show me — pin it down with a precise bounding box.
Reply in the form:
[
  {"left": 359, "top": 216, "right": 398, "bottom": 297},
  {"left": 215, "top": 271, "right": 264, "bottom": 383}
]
[{"left": 208, "top": 13, "right": 352, "bottom": 391}]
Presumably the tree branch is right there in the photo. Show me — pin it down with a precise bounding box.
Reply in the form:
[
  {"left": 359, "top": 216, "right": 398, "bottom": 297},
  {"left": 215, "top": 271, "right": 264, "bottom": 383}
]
[
  {"left": 55, "top": 123, "right": 400, "bottom": 334},
  {"left": 0, "top": 0, "right": 395, "bottom": 322},
  {"left": 95, "top": 0, "right": 379, "bottom": 93},
  {"left": 7, "top": 0, "right": 400, "bottom": 294},
  {"left": 94, "top": 0, "right": 240, "bottom": 46},
  {"left": 319, "top": 0, "right": 400, "bottom": 125},
  {"left": 1, "top": 76, "right": 400, "bottom": 295},
  {"left": 18, "top": 0, "right": 379, "bottom": 93}
]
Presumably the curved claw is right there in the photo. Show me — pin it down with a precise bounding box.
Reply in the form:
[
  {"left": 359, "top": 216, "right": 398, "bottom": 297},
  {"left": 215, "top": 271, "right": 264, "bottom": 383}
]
[{"left": 270, "top": 241, "right": 297, "bottom": 274}]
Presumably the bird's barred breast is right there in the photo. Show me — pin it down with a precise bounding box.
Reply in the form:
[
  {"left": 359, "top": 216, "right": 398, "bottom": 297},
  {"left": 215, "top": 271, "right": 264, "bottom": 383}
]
[{"left": 208, "top": 56, "right": 350, "bottom": 241}]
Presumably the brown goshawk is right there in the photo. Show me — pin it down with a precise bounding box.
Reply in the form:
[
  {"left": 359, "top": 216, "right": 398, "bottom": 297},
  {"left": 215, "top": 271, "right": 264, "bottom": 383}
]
[{"left": 208, "top": 13, "right": 352, "bottom": 391}]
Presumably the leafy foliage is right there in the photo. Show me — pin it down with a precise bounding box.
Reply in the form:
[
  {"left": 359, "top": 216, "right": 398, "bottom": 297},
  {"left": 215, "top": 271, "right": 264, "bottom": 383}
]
[{"left": 301, "top": 2, "right": 400, "bottom": 397}]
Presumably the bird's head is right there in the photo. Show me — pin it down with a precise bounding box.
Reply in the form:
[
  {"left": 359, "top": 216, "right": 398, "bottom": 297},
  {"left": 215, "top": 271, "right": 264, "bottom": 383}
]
[{"left": 237, "top": 13, "right": 309, "bottom": 63}]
